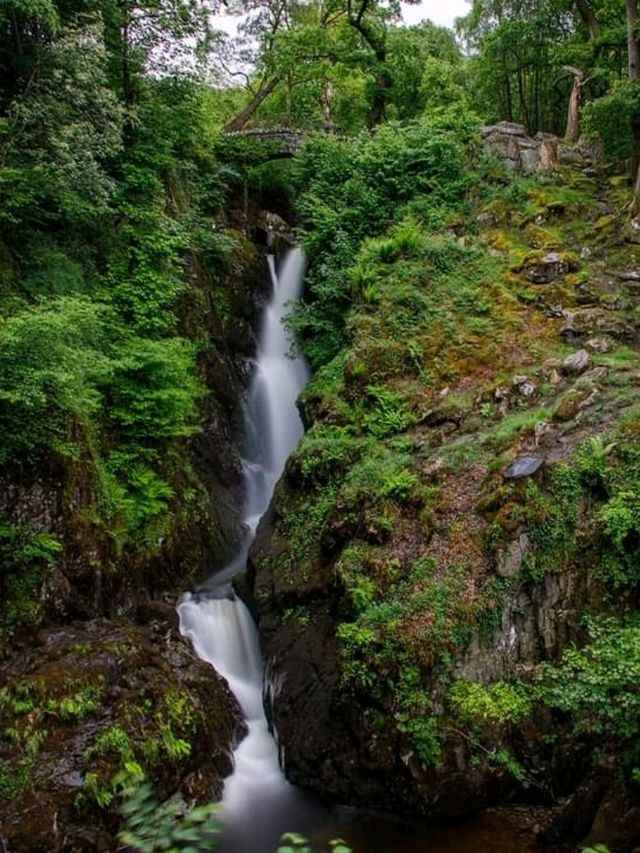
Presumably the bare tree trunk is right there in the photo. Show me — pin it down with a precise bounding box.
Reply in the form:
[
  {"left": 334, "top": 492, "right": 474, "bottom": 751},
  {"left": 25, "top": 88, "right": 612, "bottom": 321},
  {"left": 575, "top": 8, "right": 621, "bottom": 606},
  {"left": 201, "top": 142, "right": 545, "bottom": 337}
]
[
  {"left": 321, "top": 81, "right": 335, "bottom": 127},
  {"left": 564, "top": 66, "right": 586, "bottom": 143},
  {"left": 223, "top": 76, "right": 280, "bottom": 133}
]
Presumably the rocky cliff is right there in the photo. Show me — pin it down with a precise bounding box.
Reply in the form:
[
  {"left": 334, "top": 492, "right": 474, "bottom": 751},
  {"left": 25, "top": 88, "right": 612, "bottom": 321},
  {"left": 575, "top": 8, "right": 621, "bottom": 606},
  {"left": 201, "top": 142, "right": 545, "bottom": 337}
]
[
  {"left": 251, "top": 163, "right": 640, "bottom": 850},
  {"left": 0, "top": 229, "right": 273, "bottom": 849}
]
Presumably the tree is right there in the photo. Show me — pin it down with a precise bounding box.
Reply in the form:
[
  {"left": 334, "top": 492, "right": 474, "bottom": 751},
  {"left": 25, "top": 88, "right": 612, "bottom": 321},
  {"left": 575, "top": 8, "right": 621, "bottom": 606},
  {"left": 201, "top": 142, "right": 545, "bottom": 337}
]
[
  {"left": 626, "top": 0, "right": 640, "bottom": 212},
  {"left": 563, "top": 64, "right": 589, "bottom": 142}
]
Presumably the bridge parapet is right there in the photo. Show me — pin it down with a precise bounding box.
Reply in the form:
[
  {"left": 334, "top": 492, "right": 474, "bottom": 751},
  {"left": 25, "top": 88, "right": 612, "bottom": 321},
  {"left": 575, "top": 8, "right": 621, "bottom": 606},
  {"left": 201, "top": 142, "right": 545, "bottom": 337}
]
[{"left": 221, "top": 127, "right": 306, "bottom": 158}]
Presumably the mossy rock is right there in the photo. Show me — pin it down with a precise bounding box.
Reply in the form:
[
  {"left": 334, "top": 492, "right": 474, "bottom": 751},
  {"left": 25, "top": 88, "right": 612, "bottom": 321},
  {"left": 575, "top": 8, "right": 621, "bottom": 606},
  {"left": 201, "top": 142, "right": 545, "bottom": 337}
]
[
  {"left": 0, "top": 616, "right": 245, "bottom": 851},
  {"left": 523, "top": 223, "right": 562, "bottom": 250},
  {"left": 594, "top": 215, "right": 618, "bottom": 239},
  {"left": 513, "top": 249, "right": 580, "bottom": 285}
]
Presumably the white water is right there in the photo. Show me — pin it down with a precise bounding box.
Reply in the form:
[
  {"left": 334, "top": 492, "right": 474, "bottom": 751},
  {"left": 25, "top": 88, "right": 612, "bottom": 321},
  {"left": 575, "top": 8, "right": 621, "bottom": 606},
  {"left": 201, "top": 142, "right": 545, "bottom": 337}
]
[{"left": 178, "top": 248, "right": 315, "bottom": 852}]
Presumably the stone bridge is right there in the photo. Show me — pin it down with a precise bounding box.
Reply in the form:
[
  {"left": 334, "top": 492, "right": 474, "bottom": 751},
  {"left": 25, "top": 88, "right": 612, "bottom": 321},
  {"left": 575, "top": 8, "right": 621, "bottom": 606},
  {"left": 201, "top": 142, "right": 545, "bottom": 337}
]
[{"left": 222, "top": 127, "right": 307, "bottom": 159}]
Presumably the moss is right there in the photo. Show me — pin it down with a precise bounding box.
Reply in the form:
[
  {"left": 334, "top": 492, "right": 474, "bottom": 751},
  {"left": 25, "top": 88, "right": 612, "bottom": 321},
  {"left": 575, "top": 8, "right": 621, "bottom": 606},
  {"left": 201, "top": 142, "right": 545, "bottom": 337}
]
[{"left": 523, "top": 223, "right": 562, "bottom": 250}]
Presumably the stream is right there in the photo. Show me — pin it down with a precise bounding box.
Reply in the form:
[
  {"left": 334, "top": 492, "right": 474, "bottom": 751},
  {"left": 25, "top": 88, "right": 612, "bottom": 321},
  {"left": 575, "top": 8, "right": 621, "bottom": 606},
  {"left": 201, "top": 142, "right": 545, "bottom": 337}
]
[
  {"left": 177, "top": 249, "right": 547, "bottom": 853},
  {"left": 178, "top": 248, "right": 321, "bottom": 852}
]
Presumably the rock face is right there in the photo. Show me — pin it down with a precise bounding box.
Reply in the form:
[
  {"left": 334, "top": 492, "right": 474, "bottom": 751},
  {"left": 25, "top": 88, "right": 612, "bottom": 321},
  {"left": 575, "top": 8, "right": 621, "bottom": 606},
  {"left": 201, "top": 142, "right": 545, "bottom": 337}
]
[
  {"left": 0, "top": 231, "right": 275, "bottom": 846},
  {"left": 481, "top": 122, "right": 547, "bottom": 174},
  {"left": 251, "top": 516, "right": 594, "bottom": 819},
  {"left": 496, "top": 534, "right": 530, "bottom": 578},
  {"left": 0, "top": 612, "right": 245, "bottom": 852},
  {"left": 480, "top": 122, "right": 600, "bottom": 174},
  {"left": 249, "top": 164, "right": 640, "bottom": 852}
]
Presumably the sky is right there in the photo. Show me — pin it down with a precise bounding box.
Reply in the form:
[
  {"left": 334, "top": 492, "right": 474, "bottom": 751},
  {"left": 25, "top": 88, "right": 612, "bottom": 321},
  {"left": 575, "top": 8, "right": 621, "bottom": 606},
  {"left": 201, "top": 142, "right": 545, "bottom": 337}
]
[
  {"left": 214, "top": 2, "right": 471, "bottom": 35},
  {"left": 400, "top": 1, "right": 469, "bottom": 28}
]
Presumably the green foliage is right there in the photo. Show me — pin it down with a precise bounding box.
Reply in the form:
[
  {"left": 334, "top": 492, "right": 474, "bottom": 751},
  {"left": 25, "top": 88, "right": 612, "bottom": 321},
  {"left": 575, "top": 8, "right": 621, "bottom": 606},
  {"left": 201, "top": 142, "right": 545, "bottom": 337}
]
[
  {"left": 293, "top": 120, "right": 475, "bottom": 368},
  {"left": 277, "top": 834, "right": 352, "bottom": 853},
  {"left": 363, "top": 385, "right": 414, "bottom": 439},
  {"left": 0, "top": 297, "right": 114, "bottom": 463},
  {"left": 108, "top": 338, "right": 201, "bottom": 445},
  {"left": 0, "top": 522, "right": 62, "bottom": 644},
  {"left": 118, "top": 773, "right": 222, "bottom": 852},
  {"left": 584, "top": 81, "right": 640, "bottom": 164},
  {"left": 449, "top": 680, "right": 532, "bottom": 727},
  {"left": 534, "top": 615, "right": 640, "bottom": 770}
]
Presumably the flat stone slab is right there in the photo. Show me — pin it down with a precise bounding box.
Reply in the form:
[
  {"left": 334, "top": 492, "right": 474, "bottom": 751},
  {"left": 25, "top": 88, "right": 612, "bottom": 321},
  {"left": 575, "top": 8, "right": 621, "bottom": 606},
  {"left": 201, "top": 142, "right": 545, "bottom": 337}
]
[{"left": 504, "top": 456, "right": 544, "bottom": 479}]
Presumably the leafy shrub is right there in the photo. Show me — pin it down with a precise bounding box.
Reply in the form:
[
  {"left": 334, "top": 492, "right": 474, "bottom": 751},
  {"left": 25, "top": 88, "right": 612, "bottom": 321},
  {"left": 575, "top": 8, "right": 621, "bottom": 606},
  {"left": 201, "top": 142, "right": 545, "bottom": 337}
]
[
  {"left": 0, "top": 297, "right": 113, "bottom": 463},
  {"left": 449, "top": 679, "right": 532, "bottom": 727},
  {"left": 108, "top": 337, "right": 202, "bottom": 446},
  {"left": 534, "top": 616, "right": 640, "bottom": 767},
  {"left": 0, "top": 522, "right": 62, "bottom": 644},
  {"left": 293, "top": 121, "right": 472, "bottom": 368}
]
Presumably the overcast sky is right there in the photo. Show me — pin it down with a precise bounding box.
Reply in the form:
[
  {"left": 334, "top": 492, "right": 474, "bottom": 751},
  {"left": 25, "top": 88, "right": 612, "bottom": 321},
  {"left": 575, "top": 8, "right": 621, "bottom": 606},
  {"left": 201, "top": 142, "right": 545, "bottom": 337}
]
[
  {"left": 401, "top": 1, "right": 469, "bottom": 28},
  {"left": 214, "top": 2, "right": 470, "bottom": 35}
]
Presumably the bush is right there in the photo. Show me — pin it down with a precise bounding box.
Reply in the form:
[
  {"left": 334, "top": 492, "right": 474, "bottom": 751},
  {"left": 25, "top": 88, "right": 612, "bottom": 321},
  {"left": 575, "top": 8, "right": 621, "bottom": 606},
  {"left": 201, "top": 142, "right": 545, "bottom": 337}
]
[
  {"left": 0, "top": 297, "right": 113, "bottom": 463},
  {"left": 292, "top": 120, "right": 474, "bottom": 368}
]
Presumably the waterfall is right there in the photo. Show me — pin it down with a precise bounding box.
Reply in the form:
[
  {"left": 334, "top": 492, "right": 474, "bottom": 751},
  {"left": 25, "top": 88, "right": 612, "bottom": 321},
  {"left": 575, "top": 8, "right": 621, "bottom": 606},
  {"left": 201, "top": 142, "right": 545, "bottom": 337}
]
[{"left": 178, "top": 248, "right": 315, "bottom": 852}]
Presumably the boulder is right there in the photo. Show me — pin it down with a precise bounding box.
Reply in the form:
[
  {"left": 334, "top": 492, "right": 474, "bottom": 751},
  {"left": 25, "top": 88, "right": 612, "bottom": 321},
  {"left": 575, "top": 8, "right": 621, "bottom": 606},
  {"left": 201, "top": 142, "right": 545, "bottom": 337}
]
[
  {"left": 0, "top": 618, "right": 245, "bottom": 852},
  {"left": 522, "top": 252, "right": 572, "bottom": 284},
  {"left": 512, "top": 375, "right": 537, "bottom": 398},
  {"left": 584, "top": 337, "right": 611, "bottom": 353},
  {"left": 497, "top": 533, "right": 530, "bottom": 578},
  {"left": 562, "top": 349, "right": 591, "bottom": 375},
  {"left": 504, "top": 456, "right": 545, "bottom": 480},
  {"left": 560, "top": 308, "right": 636, "bottom": 341}
]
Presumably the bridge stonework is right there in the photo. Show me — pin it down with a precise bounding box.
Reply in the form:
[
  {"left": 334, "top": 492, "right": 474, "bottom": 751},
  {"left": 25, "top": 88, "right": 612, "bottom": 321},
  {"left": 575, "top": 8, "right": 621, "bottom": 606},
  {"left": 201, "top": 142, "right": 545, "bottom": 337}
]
[{"left": 222, "top": 127, "right": 306, "bottom": 159}]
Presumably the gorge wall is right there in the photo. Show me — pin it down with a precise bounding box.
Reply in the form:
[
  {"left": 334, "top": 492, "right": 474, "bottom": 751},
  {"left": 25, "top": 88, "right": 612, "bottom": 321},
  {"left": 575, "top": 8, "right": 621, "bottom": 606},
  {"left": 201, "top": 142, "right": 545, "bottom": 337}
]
[
  {"left": 250, "top": 131, "right": 640, "bottom": 851},
  {"left": 0, "top": 217, "right": 276, "bottom": 849}
]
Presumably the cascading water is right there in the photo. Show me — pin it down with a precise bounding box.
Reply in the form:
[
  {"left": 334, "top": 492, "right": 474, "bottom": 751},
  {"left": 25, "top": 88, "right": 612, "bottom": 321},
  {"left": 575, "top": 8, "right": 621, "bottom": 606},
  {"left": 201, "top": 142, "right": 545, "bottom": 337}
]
[
  {"left": 178, "top": 248, "right": 318, "bottom": 852},
  {"left": 176, "top": 249, "right": 557, "bottom": 853}
]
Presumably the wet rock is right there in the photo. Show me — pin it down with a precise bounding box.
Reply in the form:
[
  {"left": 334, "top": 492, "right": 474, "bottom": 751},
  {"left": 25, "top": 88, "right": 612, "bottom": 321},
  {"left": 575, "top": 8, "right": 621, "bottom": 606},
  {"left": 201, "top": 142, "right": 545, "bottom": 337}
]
[
  {"left": 0, "top": 618, "right": 245, "bottom": 852},
  {"left": 496, "top": 534, "right": 530, "bottom": 578},
  {"left": 523, "top": 252, "right": 572, "bottom": 284},
  {"left": 504, "top": 456, "right": 545, "bottom": 480},
  {"left": 562, "top": 349, "right": 591, "bottom": 375}
]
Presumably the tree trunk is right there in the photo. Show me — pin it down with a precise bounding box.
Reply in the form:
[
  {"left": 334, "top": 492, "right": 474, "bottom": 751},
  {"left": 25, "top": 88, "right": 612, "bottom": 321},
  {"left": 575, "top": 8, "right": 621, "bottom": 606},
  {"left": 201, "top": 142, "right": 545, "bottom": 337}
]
[
  {"left": 628, "top": 0, "right": 640, "bottom": 80},
  {"left": 564, "top": 66, "right": 586, "bottom": 143},
  {"left": 575, "top": 0, "right": 600, "bottom": 40},
  {"left": 369, "top": 68, "right": 390, "bottom": 127},
  {"left": 223, "top": 76, "right": 280, "bottom": 133},
  {"left": 321, "top": 81, "right": 335, "bottom": 127},
  {"left": 627, "top": 0, "right": 640, "bottom": 213}
]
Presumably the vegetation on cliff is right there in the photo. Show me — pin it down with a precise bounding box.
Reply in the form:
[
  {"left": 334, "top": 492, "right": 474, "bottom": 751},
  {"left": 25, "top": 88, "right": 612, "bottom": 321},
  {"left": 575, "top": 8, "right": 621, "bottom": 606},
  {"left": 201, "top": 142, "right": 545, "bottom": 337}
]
[{"left": 3, "top": 0, "right": 640, "bottom": 850}]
